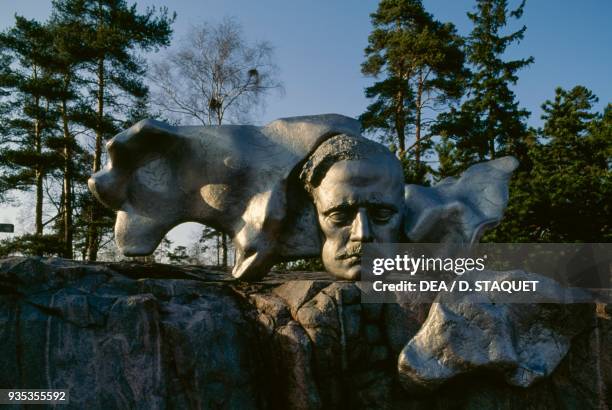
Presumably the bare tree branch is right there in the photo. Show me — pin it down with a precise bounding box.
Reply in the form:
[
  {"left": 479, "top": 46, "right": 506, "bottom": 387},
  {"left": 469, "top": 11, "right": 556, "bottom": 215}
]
[{"left": 149, "top": 17, "right": 284, "bottom": 126}]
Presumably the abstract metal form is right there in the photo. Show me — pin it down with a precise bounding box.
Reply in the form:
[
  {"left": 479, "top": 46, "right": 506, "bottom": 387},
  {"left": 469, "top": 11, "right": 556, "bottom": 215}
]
[{"left": 89, "top": 114, "right": 517, "bottom": 280}]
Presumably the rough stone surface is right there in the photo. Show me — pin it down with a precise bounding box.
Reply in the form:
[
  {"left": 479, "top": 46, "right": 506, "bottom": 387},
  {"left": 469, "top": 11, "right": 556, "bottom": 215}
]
[
  {"left": 1, "top": 257, "right": 610, "bottom": 409},
  {"left": 397, "top": 271, "right": 595, "bottom": 392},
  {"left": 398, "top": 302, "right": 591, "bottom": 391}
]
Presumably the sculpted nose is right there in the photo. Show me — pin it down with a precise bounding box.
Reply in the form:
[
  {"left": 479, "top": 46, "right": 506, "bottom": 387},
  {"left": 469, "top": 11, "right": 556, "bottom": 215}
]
[{"left": 350, "top": 209, "right": 373, "bottom": 242}]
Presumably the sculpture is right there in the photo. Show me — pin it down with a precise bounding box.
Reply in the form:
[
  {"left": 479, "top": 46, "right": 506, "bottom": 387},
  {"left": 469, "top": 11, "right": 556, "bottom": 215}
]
[
  {"left": 88, "top": 114, "right": 591, "bottom": 394},
  {"left": 299, "top": 134, "right": 404, "bottom": 279},
  {"left": 88, "top": 114, "right": 359, "bottom": 279},
  {"left": 89, "top": 114, "right": 518, "bottom": 280}
]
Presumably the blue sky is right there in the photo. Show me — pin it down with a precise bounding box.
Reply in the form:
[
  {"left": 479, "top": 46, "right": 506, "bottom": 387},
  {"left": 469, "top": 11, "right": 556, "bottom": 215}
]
[
  {"left": 1, "top": 0, "right": 610, "bottom": 249},
  {"left": 1, "top": 0, "right": 610, "bottom": 127}
]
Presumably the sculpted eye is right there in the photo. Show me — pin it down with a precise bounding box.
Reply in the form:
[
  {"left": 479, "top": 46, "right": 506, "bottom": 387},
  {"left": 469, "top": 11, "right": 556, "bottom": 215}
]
[
  {"left": 370, "top": 208, "right": 396, "bottom": 224},
  {"left": 327, "top": 210, "right": 352, "bottom": 225}
]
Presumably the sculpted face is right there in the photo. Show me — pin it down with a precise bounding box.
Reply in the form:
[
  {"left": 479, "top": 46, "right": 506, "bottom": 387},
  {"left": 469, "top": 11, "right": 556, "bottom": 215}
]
[{"left": 312, "top": 157, "right": 404, "bottom": 280}]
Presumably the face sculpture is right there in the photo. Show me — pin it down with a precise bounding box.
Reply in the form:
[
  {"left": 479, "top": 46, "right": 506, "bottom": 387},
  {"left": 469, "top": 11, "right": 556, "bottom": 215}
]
[{"left": 301, "top": 134, "right": 404, "bottom": 280}]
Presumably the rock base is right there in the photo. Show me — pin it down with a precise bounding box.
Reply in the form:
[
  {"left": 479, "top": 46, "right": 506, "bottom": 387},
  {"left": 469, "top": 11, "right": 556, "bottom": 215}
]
[{"left": 0, "top": 257, "right": 609, "bottom": 409}]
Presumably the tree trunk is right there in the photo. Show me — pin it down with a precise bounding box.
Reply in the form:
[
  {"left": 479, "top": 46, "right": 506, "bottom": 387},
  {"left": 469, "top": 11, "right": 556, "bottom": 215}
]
[
  {"left": 61, "top": 97, "right": 73, "bottom": 259},
  {"left": 221, "top": 234, "right": 228, "bottom": 269},
  {"left": 34, "top": 89, "right": 43, "bottom": 256},
  {"left": 93, "top": 58, "right": 104, "bottom": 175},
  {"left": 488, "top": 101, "right": 496, "bottom": 160},
  {"left": 81, "top": 237, "right": 88, "bottom": 261},
  {"left": 395, "top": 88, "right": 406, "bottom": 155},
  {"left": 34, "top": 112, "right": 43, "bottom": 238},
  {"left": 32, "top": 65, "right": 43, "bottom": 240},
  {"left": 35, "top": 169, "right": 43, "bottom": 235},
  {"left": 216, "top": 234, "right": 220, "bottom": 266},
  {"left": 87, "top": 57, "right": 105, "bottom": 261},
  {"left": 214, "top": 115, "right": 228, "bottom": 269},
  {"left": 415, "top": 70, "right": 423, "bottom": 166}
]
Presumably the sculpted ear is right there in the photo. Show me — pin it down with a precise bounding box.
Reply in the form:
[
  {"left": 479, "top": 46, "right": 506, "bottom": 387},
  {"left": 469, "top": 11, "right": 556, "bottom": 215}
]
[{"left": 404, "top": 156, "right": 518, "bottom": 245}]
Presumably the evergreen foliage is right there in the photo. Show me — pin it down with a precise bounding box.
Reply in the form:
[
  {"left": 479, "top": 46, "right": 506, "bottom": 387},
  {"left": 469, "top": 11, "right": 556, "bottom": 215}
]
[
  {"left": 0, "top": 1, "right": 174, "bottom": 259},
  {"left": 488, "top": 87, "right": 611, "bottom": 242},
  {"left": 360, "top": 0, "right": 466, "bottom": 184},
  {"left": 50, "top": 0, "right": 175, "bottom": 260},
  {"left": 0, "top": 17, "right": 64, "bottom": 255},
  {"left": 435, "top": 0, "right": 534, "bottom": 173}
]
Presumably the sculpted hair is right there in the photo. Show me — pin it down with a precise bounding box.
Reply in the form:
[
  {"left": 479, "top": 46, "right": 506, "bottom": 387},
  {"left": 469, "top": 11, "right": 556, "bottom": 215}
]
[{"left": 299, "top": 133, "right": 398, "bottom": 194}]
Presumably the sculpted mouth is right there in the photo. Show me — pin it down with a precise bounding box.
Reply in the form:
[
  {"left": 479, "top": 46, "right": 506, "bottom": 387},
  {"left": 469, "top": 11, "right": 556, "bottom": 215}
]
[
  {"left": 336, "top": 245, "right": 363, "bottom": 262},
  {"left": 337, "top": 253, "right": 361, "bottom": 260}
]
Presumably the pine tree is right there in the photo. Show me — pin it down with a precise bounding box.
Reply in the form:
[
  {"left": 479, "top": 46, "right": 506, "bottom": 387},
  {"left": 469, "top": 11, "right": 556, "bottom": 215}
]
[
  {"left": 436, "top": 0, "right": 533, "bottom": 169},
  {"left": 488, "top": 86, "right": 611, "bottom": 242},
  {"left": 361, "top": 0, "right": 466, "bottom": 183},
  {"left": 41, "top": 18, "right": 90, "bottom": 258},
  {"left": 0, "top": 16, "right": 63, "bottom": 254},
  {"left": 50, "top": 0, "right": 175, "bottom": 260},
  {"left": 167, "top": 245, "right": 189, "bottom": 265},
  {"left": 0, "top": 53, "right": 13, "bottom": 203},
  {"left": 536, "top": 87, "right": 610, "bottom": 241}
]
